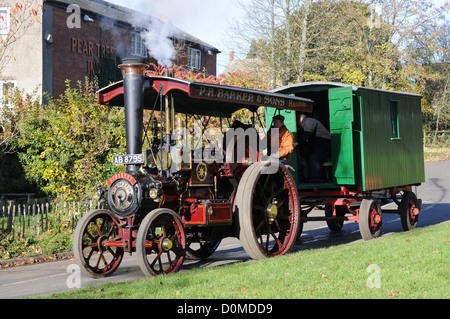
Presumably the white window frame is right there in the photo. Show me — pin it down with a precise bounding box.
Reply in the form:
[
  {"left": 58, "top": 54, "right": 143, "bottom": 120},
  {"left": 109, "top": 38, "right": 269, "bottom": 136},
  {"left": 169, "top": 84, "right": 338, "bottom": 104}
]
[
  {"left": 188, "top": 48, "right": 201, "bottom": 70},
  {"left": 131, "top": 31, "right": 147, "bottom": 57},
  {"left": 0, "top": 80, "right": 16, "bottom": 108},
  {"left": 0, "top": 7, "right": 10, "bottom": 35}
]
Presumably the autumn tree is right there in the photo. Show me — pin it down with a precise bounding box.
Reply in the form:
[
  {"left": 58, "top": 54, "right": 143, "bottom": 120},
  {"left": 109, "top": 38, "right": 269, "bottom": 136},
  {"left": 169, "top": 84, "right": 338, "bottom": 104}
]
[
  {"left": 0, "top": 0, "right": 42, "bottom": 73},
  {"left": 228, "top": 0, "right": 346, "bottom": 87},
  {"left": 227, "top": 0, "right": 448, "bottom": 95},
  {"left": 430, "top": 71, "right": 450, "bottom": 147},
  {"left": 227, "top": 0, "right": 283, "bottom": 88},
  {"left": 409, "top": 16, "right": 450, "bottom": 141},
  {"left": 402, "top": 1, "right": 449, "bottom": 133}
]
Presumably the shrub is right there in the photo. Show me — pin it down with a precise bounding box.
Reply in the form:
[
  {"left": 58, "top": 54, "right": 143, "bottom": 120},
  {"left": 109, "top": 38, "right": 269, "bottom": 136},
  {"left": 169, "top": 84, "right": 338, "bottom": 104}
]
[{"left": 11, "top": 78, "right": 126, "bottom": 200}]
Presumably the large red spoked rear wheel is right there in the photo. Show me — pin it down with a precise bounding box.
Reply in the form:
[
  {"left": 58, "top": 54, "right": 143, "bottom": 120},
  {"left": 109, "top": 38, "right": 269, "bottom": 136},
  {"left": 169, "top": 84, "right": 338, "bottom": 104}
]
[
  {"left": 236, "top": 161, "right": 299, "bottom": 259},
  {"left": 73, "top": 209, "right": 124, "bottom": 278},
  {"left": 136, "top": 208, "right": 186, "bottom": 277}
]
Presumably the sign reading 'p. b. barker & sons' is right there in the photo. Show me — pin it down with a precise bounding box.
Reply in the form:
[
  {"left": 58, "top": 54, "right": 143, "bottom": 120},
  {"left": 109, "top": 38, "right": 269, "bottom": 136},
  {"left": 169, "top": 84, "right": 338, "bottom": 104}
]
[{"left": 190, "top": 83, "right": 313, "bottom": 112}]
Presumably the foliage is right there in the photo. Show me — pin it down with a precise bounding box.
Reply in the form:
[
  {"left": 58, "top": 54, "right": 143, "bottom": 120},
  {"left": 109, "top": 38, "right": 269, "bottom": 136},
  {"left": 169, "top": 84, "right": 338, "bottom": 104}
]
[
  {"left": 146, "top": 63, "right": 260, "bottom": 89},
  {"left": 0, "top": 87, "right": 42, "bottom": 194},
  {"left": 10, "top": 78, "right": 126, "bottom": 200}
]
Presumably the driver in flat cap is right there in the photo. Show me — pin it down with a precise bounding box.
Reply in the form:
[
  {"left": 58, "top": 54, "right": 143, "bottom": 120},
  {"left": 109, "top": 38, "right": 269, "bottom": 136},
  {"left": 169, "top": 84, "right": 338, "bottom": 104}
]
[{"left": 268, "top": 114, "right": 294, "bottom": 164}]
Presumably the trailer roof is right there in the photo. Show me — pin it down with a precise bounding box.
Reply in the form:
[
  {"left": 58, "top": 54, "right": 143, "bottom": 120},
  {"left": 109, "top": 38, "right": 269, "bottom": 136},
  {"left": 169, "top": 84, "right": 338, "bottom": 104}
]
[
  {"left": 271, "top": 81, "right": 422, "bottom": 98},
  {"left": 98, "top": 76, "right": 314, "bottom": 117}
]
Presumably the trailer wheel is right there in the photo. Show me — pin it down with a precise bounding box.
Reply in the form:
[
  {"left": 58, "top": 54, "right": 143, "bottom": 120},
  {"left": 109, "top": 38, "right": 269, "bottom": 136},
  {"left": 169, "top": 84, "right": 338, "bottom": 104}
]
[
  {"left": 359, "top": 198, "right": 382, "bottom": 240},
  {"left": 73, "top": 209, "right": 124, "bottom": 278},
  {"left": 236, "top": 161, "right": 299, "bottom": 259},
  {"left": 186, "top": 240, "right": 221, "bottom": 260},
  {"left": 324, "top": 205, "right": 345, "bottom": 231},
  {"left": 136, "top": 208, "right": 186, "bottom": 277},
  {"left": 399, "top": 191, "right": 420, "bottom": 231},
  {"left": 297, "top": 220, "right": 304, "bottom": 239}
]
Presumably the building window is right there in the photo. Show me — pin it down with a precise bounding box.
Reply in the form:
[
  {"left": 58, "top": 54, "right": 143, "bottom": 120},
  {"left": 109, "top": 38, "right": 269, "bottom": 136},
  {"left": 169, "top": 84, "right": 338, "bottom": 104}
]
[
  {"left": 131, "top": 32, "right": 147, "bottom": 57},
  {"left": 0, "top": 7, "right": 10, "bottom": 35},
  {"left": 0, "top": 81, "right": 16, "bottom": 108},
  {"left": 390, "top": 100, "right": 400, "bottom": 139},
  {"left": 188, "top": 48, "right": 201, "bottom": 70}
]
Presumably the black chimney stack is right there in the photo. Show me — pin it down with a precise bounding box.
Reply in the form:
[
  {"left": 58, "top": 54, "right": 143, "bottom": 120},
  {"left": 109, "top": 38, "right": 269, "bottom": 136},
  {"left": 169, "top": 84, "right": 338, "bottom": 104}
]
[{"left": 118, "top": 57, "right": 148, "bottom": 174}]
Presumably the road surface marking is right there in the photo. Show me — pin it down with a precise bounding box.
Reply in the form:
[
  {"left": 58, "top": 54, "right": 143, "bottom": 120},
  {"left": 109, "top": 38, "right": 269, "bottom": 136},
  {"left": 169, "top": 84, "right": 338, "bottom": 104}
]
[{"left": 0, "top": 272, "right": 67, "bottom": 287}]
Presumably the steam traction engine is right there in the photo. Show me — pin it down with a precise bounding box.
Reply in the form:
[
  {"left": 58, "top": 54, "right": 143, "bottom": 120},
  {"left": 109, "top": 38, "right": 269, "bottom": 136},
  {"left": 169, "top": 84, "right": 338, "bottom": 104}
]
[{"left": 73, "top": 57, "right": 314, "bottom": 278}]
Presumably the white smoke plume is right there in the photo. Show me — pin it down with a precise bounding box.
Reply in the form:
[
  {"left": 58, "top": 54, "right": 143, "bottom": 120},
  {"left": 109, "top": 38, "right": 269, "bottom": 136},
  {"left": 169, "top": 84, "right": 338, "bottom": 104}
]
[
  {"left": 131, "top": 12, "right": 176, "bottom": 67},
  {"left": 149, "top": 18, "right": 176, "bottom": 67},
  {"left": 107, "top": 0, "right": 179, "bottom": 66}
]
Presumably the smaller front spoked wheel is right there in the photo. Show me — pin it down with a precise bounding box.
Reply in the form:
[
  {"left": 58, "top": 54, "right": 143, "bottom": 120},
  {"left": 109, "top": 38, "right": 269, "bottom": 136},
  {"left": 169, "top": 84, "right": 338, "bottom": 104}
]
[
  {"left": 73, "top": 209, "right": 124, "bottom": 278},
  {"left": 136, "top": 208, "right": 186, "bottom": 277}
]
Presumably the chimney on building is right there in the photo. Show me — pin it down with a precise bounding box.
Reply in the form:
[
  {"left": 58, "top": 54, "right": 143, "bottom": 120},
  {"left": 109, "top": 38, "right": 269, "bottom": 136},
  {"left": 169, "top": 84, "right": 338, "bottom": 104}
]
[{"left": 229, "top": 50, "right": 235, "bottom": 64}]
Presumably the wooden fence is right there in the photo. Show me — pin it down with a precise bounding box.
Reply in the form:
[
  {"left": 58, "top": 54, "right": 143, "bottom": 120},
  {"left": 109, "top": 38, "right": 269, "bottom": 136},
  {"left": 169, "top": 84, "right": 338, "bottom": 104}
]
[{"left": 0, "top": 199, "right": 104, "bottom": 238}]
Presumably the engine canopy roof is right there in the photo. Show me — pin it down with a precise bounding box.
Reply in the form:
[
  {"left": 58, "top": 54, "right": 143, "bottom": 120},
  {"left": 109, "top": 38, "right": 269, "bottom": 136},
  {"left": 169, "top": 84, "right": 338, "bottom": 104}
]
[{"left": 98, "top": 76, "right": 314, "bottom": 117}]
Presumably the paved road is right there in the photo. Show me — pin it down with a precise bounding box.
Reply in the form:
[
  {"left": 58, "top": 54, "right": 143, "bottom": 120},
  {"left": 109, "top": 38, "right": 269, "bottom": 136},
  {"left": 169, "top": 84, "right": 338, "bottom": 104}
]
[{"left": 0, "top": 161, "right": 448, "bottom": 299}]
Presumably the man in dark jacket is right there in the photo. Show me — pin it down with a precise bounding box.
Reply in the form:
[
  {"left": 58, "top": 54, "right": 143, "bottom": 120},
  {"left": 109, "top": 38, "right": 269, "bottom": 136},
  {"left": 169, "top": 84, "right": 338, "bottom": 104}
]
[{"left": 298, "top": 114, "right": 331, "bottom": 181}]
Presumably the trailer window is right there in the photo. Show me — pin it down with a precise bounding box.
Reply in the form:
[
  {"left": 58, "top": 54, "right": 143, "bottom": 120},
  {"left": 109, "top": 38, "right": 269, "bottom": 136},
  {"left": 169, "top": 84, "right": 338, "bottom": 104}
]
[{"left": 390, "top": 100, "right": 399, "bottom": 139}]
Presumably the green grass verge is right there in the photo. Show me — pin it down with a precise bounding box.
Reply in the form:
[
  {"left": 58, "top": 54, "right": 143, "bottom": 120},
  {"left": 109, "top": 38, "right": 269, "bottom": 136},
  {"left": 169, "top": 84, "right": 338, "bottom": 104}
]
[
  {"left": 41, "top": 222, "right": 449, "bottom": 299},
  {"left": 424, "top": 147, "right": 450, "bottom": 162}
]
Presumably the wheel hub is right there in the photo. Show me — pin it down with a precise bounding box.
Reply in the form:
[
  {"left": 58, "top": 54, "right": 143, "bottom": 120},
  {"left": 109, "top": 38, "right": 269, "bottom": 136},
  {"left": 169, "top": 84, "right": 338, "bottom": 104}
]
[
  {"left": 266, "top": 199, "right": 278, "bottom": 222},
  {"left": 97, "top": 235, "right": 109, "bottom": 252},
  {"left": 159, "top": 237, "right": 173, "bottom": 252},
  {"left": 373, "top": 214, "right": 382, "bottom": 224}
]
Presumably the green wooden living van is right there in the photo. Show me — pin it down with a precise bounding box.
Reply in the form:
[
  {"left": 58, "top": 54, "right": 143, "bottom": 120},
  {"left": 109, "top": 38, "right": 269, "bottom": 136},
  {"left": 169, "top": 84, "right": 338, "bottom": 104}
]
[{"left": 268, "top": 82, "right": 425, "bottom": 191}]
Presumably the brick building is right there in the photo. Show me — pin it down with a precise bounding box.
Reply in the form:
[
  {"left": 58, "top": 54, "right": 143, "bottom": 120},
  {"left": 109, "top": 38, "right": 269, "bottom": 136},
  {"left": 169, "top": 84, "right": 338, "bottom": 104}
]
[{"left": 0, "top": 0, "right": 219, "bottom": 103}]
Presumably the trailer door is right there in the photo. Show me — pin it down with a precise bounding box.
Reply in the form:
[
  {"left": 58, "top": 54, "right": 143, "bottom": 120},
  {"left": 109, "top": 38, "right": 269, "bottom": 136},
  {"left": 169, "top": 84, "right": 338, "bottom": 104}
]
[{"left": 328, "top": 87, "right": 356, "bottom": 185}]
